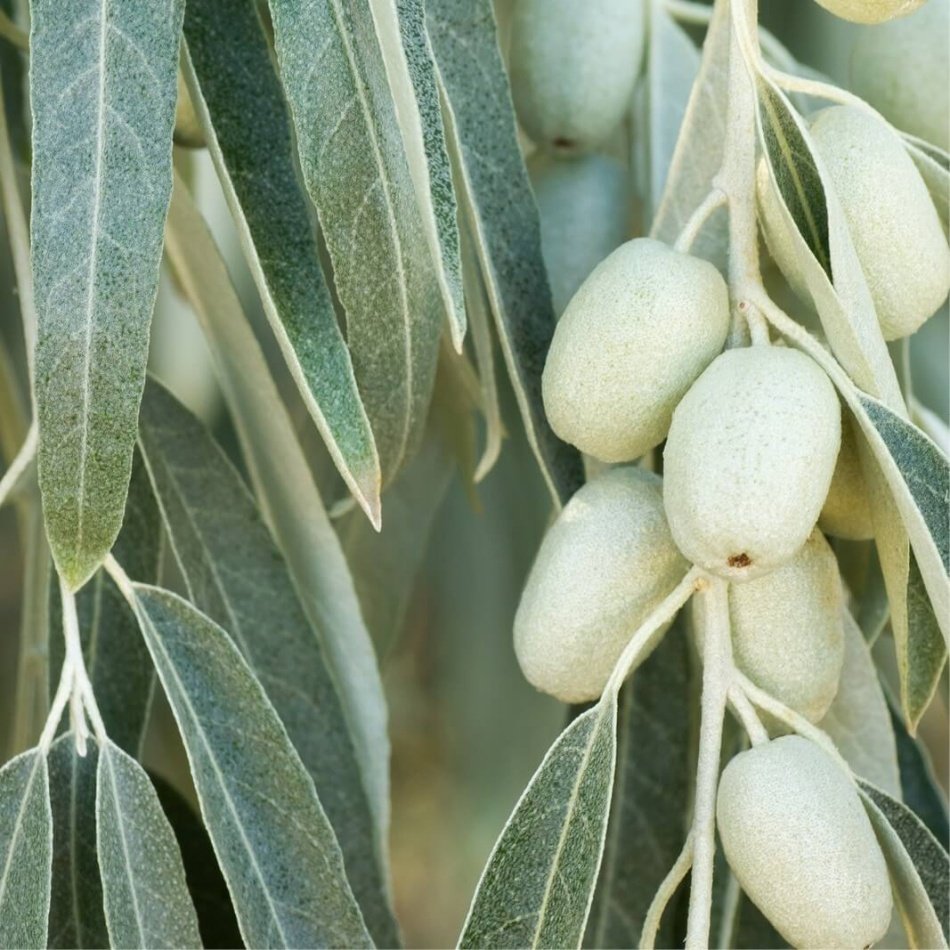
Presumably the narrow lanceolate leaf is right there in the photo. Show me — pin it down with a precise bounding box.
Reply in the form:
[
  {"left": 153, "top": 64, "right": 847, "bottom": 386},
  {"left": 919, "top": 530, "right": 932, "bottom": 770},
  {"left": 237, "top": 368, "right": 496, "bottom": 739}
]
[
  {"left": 181, "top": 0, "right": 381, "bottom": 525},
  {"left": 164, "top": 177, "right": 391, "bottom": 863},
  {"left": 373, "top": 0, "right": 467, "bottom": 348},
  {"left": 756, "top": 78, "right": 830, "bottom": 276},
  {"left": 756, "top": 77, "right": 903, "bottom": 410},
  {"left": 47, "top": 735, "right": 109, "bottom": 949},
  {"left": 125, "top": 585, "right": 373, "bottom": 949},
  {"left": 904, "top": 136, "right": 949, "bottom": 232},
  {"left": 460, "top": 699, "right": 617, "bottom": 949},
  {"left": 818, "top": 609, "right": 900, "bottom": 797},
  {"left": 267, "top": 0, "right": 442, "bottom": 484},
  {"left": 96, "top": 740, "right": 201, "bottom": 948},
  {"left": 0, "top": 749, "right": 52, "bottom": 949},
  {"left": 860, "top": 781, "right": 949, "bottom": 948},
  {"left": 49, "top": 452, "right": 160, "bottom": 756},
  {"left": 137, "top": 380, "right": 397, "bottom": 946},
  {"left": 427, "top": 0, "right": 584, "bottom": 507},
  {"left": 30, "top": 0, "right": 183, "bottom": 590},
  {"left": 857, "top": 393, "right": 950, "bottom": 642},
  {"left": 584, "top": 629, "right": 691, "bottom": 949}
]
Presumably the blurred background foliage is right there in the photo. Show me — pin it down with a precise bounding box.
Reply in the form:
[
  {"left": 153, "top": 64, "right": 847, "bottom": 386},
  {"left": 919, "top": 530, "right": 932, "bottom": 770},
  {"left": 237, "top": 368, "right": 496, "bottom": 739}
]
[{"left": 0, "top": 0, "right": 946, "bottom": 946}]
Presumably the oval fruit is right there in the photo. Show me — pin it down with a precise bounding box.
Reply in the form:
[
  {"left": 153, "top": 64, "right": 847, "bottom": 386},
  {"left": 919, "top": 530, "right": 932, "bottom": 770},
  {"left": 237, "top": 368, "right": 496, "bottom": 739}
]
[
  {"left": 529, "top": 152, "right": 630, "bottom": 317},
  {"left": 508, "top": 0, "right": 645, "bottom": 154},
  {"left": 542, "top": 238, "right": 729, "bottom": 463},
  {"left": 812, "top": 0, "right": 924, "bottom": 24},
  {"left": 663, "top": 346, "right": 841, "bottom": 581},
  {"left": 758, "top": 106, "right": 950, "bottom": 340},
  {"left": 717, "top": 736, "right": 893, "bottom": 948},
  {"left": 819, "top": 417, "right": 873, "bottom": 540},
  {"left": 514, "top": 467, "right": 688, "bottom": 702},
  {"left": 730, "top": 530, "right": 845, "bottom": 723},
  {"left": 851, "top": 0, "right": 949, "bottom": 150}
]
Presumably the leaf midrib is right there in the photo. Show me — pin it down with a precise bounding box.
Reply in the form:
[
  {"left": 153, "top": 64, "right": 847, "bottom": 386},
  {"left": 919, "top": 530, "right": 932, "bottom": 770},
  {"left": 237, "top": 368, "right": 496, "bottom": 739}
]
[{"left": 0, "top": 753, "right": 43, "bottom": 915}]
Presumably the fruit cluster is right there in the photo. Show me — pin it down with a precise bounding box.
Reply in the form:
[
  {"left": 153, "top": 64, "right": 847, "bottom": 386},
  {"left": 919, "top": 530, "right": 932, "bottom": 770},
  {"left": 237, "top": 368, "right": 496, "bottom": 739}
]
[{"left": 506, "top": 0, "right": 949, "bottom": 946}]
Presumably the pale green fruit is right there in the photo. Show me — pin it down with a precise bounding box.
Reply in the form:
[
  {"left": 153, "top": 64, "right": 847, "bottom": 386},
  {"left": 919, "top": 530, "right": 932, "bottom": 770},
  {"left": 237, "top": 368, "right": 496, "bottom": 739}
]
[
  {"left": 542, "top": 238, "right": 729, "bottom": 463},
  {"left": 758, "top": 106, "right": 950, "bottom": 340},
  {"left": 529, "top": 152, "right": 630, "bottom": 317},
  {"left": 851, "top": 0, "right": 949, "bottom": 150},
  {"left": 663, "top": 346, "right": 841, "bottom": 581},
  {"left": 813, "top": 0, "right": 924, "bottom": 23},
  {"left": 819, "top": 417, "right": 874, "bottom": 540},
  {"left": 509, "top": 0, "right": 645, "bottom": 154},
  {"left": 730, "top": 530, "right": 845, "bottom": 724},
  {"left": 514, "top": 467, "right": 688, "bottom": 702},
  {"left": 717, "top": 736, "right": 892, "bottom": 949}
]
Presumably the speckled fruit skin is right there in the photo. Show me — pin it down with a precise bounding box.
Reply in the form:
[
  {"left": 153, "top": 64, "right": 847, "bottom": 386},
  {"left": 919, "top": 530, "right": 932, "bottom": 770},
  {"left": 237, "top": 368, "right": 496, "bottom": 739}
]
[
  {"left": 528, "top": 152, "right": 630, "bottom": 317},
  {"left": 851, "top": 0, "right": 949, "bottom": 150},
  {"left": 542, "top": 238, "right": 729, "bottom": 464},
  {"left": 514, "top": 467, "right": 688, "bottom": 703},
  {"left": 663, "top": 346, "right": 841, "bottom": 581},
  {"left": 717, "top": 736, "right": 893, "bottom": 949},
  {"left": 819, "top": 417, "right": 873, "bottom": 540},
  {"left": 813, "top": 0, "right": 925, "bottom": 23},
  {"left": 758, "top": 106, "right": 950, "bottom": 340},
  {"left": 508, "top": 0, "right": 644, "bottom": 154},
  {"left": 730, "top": 530, "right": 845, "bottom": 724}
]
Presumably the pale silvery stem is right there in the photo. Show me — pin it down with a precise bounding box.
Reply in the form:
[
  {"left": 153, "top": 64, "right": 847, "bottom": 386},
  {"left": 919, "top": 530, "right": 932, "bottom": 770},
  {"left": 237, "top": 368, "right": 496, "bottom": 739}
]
[{"left": 639, "top": 830, "right": 695, "bottom": 949}]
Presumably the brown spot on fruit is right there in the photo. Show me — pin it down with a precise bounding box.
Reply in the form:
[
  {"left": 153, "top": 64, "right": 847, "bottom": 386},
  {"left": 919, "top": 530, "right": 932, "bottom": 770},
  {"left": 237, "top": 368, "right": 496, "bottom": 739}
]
[{"left": 728, "top": 552, "right": 752, "bottom": 568}]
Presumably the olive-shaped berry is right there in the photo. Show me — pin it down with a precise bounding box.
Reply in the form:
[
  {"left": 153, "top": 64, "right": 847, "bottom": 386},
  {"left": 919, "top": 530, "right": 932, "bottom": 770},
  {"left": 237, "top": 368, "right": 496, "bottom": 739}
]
[
  {"left": 542, "top": 238, "right": 729, "bottom": 463},
  {"left": 529, "top": 152, "right": 630, "bottom": 317},
  {"left": 663, "top": 346, "right": 841, "bottom": 581},
  {"left": 819, "top": 418, "right": 873, "bottom": 541},
  {"left": 717, "top": 736, "right": 893, "bottom": 949},
  {"left": 514, "top": 467, "right": 688, "bottom": 702},
  {"left": 730, "top": 530, "right": 845, "bottom": 724},
  {"left": 758, "top": 106, "right": 950, "bottom": 340},
  {"left": 812, "top": 0, "right": 924, "bottom": 24},
  {"left": 508, "top": 0, "right": 645, "bottom": 154},
  {"left": 851, "top": 0, "right": 949, "bottom": 150}
]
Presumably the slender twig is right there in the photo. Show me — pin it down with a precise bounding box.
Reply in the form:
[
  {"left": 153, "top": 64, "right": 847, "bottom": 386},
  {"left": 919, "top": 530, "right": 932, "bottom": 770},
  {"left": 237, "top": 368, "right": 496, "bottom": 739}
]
[
  {"left": 0, "top": 11, "right": 27, "bottom": 52},
  {"left": 727, "top": 684, "right": 768, "bottom": 745},
  {"left": 639, "top": 831, "right": 695, "bottom": 949},
  {"left": 37, "top": 651, "right": 73, "bottom": 754},
  {"left": 685, "top": 578, "right": 731, "bottom": 949},
  {"left": 0, "top": 420, "right": 37, "bottom": 509},
  {"left": 674, "top": 189, "right": 728, "bottom": 254}
]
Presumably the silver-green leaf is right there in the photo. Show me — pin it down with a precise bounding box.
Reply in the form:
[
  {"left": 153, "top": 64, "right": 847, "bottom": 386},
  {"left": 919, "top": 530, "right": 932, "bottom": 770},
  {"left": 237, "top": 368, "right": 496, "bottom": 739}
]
[
  {"left": 137, "top": 379, "right": 397, "bottom": 946},
  {"left": 30, "top": 0, "right": 183, "bottom": 590},
  {"left": 427, "top": 0, "right": 584, "bottom": 507},
  {"left": 860, "top": 780, "right": 949, "bottom": 948},
  {"left": 47, "top": 734, "right": 109, "bottom": 949},
  {"left": 181, "top": 0, "right": 381, "bottom": 525},
  {"left": 459, "top": 699, "right": 618, "bottom": 949},
  {"left": 268, "top": 0, "right": 443, "bottom": 483},
  {"left": 0, "top": 749, "right": 52, "bottom": 950},
  {"left": 124, "top": 583, "right": 373, "bottom": 949},
  {"left": 96, "top": 739, "right": 201, "bottom": 949}
]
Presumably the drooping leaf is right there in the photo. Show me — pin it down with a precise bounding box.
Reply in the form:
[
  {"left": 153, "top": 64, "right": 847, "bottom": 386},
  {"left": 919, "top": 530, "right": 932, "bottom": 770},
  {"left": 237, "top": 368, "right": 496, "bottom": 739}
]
[
  {"left": 163, "top": 178, "right": 391, "bottom": 861},
  {"left": 137, "top": 380, "right": 396, "bottom": 946},
  {"left": 268, "top": 0, "right": 443, "bottom": 483},
  {"left": 818, "top": 609, "right": 900, "bottom": 797},
  {"left": 860, "top": 780, "right": 949, "bottom": 948},
  {"left": 459, "top": 699, "right": 617, "bottom": 949},
  {"left": 583, "top": 627, "right": 691, "bottom": 949},
  {"left": 856, "top": 392, "right": 950, "bottom": 643},
  {"left": 426, "top": 0, "right": 584, "bottom": 507},
  {"left": 0, "top": 749, "right": 52, "bottom": 949},
  {"left": 49, "top": 452, "right": 160, "bottom": 757},
  {"left": 904, "top": 136, "right": 949, "bottom": 233},
  {"left": 889, "top": 700, "right": 950, "bottom": 849},
  {"left": 644, "top": 0, "right": 701, "bottom": 219},
  {"left": 30, "top": 0, "right": 183, "bottom": 589},
  {"left": 124, "top": 584, "right": 372, "bottom": 949},
  {"left": 372, "top": 0, "right": 467, "bottom": 348},
  {"left": 651, "top": 0, "right": 731, "bottom": 267},
  {"left": 755, "top": 77, "right": 903, "bottom": 410},
  {"left": 47, "top": 735, "right": 108, "bottom": 949},
  {"left": 149, "top": 774, "right": 243, "bottom": 950},
  {"left": 181, "top": 0, "right": 380, "bottom": 524},
  {"left": 96, "top": 739, "right": 201, "bottom": 948}
]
